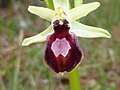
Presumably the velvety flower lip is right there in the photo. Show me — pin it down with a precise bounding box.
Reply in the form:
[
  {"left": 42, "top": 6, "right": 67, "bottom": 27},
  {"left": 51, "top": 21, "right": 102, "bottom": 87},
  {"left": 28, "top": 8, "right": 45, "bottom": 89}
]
[
  {"left": 22, "top": 0, "right": 111, "bottom": 73},
  {"left": 44, "top": 19, "right": 83, "bottom": 73}
]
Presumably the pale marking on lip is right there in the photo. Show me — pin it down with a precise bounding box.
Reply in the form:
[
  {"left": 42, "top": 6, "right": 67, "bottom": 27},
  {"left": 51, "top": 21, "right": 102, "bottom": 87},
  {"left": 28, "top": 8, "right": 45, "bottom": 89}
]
[{"left": 51, "top": 38, "right": 71, "bottom": 57}]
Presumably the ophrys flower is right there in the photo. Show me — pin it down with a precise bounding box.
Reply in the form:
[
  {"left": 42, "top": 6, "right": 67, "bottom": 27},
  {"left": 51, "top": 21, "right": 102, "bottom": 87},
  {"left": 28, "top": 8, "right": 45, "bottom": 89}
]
[{"left": 22, "top": 0, "right": 111, "bottom": 73}]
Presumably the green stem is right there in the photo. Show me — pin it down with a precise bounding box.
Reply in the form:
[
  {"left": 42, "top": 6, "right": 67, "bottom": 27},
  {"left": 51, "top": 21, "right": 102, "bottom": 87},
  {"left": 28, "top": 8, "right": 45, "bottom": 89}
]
[
  {"left": 12, "top": 58, "right": 20, "bottom": 90},
  {"left": 12, "top": 30, "right": 23, "bottom": 90},
  {"left": 44, "top": 0, "right": 54, "bottom": 9},
  {"left": 68, "top": 68, "right": 81, "bottom": 90},
  {"left": 68, "top": 0, "right": 83, "bottom": 90}
]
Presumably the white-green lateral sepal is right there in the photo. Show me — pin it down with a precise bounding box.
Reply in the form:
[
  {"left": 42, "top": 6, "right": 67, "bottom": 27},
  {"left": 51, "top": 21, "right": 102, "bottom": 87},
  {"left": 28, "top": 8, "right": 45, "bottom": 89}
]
[
  {"left": 22, "top": 25, "right": 53, "bottom": 46},
  {"left": 71, "top": 21, "right": 111, "bottom": 38},
  {"left": 70, "top": 2, "right": 100, "bottom": 21},
  {"left": 28, "top": 6, "right": 55, "bottom": 21},
  {"left": 53, "top": 0, "right": 69, "bottom": 13}
]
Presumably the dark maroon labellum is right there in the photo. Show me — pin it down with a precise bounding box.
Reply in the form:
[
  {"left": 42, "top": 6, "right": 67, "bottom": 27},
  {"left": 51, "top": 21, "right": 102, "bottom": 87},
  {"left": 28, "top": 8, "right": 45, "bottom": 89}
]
[{"left": 44, "top": 19, "right": 83, "bottom": 73}]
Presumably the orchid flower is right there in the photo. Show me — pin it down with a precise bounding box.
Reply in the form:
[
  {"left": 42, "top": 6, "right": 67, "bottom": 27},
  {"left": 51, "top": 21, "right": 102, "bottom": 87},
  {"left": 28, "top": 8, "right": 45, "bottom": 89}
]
[{"left": 22, "top": 0, "right": 111, "bottom": 73}]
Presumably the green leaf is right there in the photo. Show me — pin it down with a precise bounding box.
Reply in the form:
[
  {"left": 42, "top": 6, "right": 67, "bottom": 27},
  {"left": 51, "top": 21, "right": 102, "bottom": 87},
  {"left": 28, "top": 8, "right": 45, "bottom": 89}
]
[
  {"left": 28, "top": 6, "right": 55, "bottom": 21},
  {"left": 22, "top": 25, "right": 53, "bottom": 46},
  {"left": 70, "top": 2, "right": 100, "bottom": 21},
  {"left": 53, "top": 0, "right": 69, "bottom": 13},
  {"left": 71, "top": 21, "right": 111, "bottom": 38}
]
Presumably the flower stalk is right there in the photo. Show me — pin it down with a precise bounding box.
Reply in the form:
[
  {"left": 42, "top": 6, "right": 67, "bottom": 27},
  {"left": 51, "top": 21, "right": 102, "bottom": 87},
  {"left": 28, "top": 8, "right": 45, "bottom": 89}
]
[
  {"left": 68, "top": 0, "right": 82, "bottom": 90},
  {"left": 68, "top": 68, "right": 81, "bottom": 90}
]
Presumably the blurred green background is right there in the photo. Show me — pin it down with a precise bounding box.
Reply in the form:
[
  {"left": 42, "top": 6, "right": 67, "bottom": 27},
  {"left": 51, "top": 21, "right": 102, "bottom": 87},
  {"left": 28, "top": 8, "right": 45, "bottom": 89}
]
[{"left": 0, "top": 0, "right": 120, "bottom": 90}]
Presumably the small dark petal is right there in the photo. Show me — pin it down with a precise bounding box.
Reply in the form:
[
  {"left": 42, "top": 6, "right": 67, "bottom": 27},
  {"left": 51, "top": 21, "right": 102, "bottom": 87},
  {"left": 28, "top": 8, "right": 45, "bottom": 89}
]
[{"left": 44, "top": 19, "right": 83, "bottom": 73}]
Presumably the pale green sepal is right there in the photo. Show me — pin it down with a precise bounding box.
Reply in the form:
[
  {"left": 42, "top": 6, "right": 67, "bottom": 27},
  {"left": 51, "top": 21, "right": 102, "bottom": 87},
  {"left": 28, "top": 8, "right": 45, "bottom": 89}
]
[
  {"left": 71, "top": 21, "right": 111, "bottom": 38},
  {"left": 22, "top": 25, "right": 53, "bottom": 46},
  {"left": 28, "top": 6, "right": 55, "bottom": 21},
  {"left": 70, "top": 2, "right": 100, "bottom": 21},
  {"left": 53, "top": 0, "right": 69, "bottom": 13}
]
